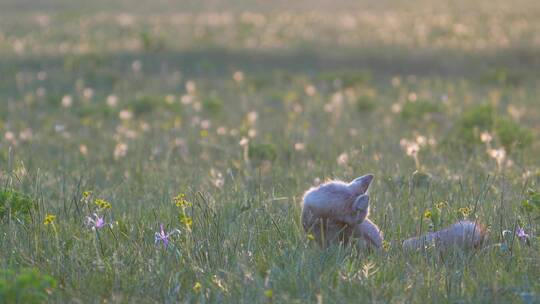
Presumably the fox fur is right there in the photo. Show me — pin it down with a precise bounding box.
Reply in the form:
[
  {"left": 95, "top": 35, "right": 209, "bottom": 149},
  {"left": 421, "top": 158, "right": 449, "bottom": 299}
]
[
  {"left": 302, "top": 174, "right": 383, "bottom": 248},
  {"left": 301, "top": 174, "right": 486, "bottom": 250},
  {"left": 402, "top": 220, "right": 486, "bottom": 250}
]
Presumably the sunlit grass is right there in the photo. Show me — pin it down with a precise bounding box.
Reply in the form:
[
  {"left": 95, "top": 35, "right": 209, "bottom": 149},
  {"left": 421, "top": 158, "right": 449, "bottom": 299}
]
[{"left": 0, "top": 0, "right": 539, "bottom": 302}]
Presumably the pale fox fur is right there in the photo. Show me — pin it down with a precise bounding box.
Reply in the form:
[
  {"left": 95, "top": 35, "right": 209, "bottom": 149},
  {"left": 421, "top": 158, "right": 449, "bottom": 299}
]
[
  {"left": 301, "top": 174, "right": 486, "bottom": 250},
  {"left": 403, "top": 220, "right": 486, "bottom": 250},
  {"left": 302, "top": 174, "right": 383, "bottom": 248}
]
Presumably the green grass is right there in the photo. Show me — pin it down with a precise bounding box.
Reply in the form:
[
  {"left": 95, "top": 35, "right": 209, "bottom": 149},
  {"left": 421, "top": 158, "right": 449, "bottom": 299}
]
[{"left": 0, "top": 0, "right": 539, "bottom": 302}]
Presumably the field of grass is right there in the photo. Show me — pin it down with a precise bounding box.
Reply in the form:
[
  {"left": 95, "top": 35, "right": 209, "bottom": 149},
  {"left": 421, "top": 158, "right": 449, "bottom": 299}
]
[{"left": 1, "top": 0, "right": 540, "bottom": 302}]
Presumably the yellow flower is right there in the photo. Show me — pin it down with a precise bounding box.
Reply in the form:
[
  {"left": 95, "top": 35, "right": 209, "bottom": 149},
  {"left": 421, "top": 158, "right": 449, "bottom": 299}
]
[
  {"left": 435, "top": 201, "right": 447, "bottom": 210},
  {"left": 423, "top": 210, "right": 432, "bottom": 219},
  {"left": 307, "top": 233, "right": 315, "bottom": 241},
  {"left": 44, "top": 214, "right": 56, "bottom": 225},
  {"left": 200, "top": 130, "right": 208, "bottom": 138},
  {"left": 458, "top": 207, "right": 471, "bottom": 217},
  {"left": 382, "top": 240, "right": 391, "bottom": 251},
  {"left": 173, "top": 194, "right": 192, "bottom": 208},
  {"left": 82, "top": 191, "right": 92, "bottom": 198},
  {"left": 193, "top": 282, "right": 202, "bottom": 293},
  {"left": 95, "top": 199, "right": 112, "bottom": 210},
  {"left": 264, "top": 289, "right": 273, "bottom": 298}
]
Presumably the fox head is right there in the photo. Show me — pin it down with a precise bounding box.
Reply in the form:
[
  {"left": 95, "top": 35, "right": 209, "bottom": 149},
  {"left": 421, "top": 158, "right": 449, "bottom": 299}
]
[{"left": 302, "top": 174, "right": 374, "bottom": 245}]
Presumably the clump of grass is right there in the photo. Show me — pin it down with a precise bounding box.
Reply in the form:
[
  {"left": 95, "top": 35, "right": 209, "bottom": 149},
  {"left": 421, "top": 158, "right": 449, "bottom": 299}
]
[
  {"left": 122, "top": 96, "right": 182, "bottom": 117},
  {"left": 317, "top": 70, "right": 372, "bottom": 87},
  {"left": 446, "top": 104, "right": 533, "bottom": 153},
  {"left": 0, "top": 188, "right": 36, "bottom": 220},
  {"left": 202, "top": 96, "right": 224, "bottom": 116},
  {"left": 249, "top": 142, "right": 277, "bottom": 163},
  {"left": 451, "top": 103, "right": 494, "bottom": 145},
  {"left": 356, "top": 96, "right": 376, "bottom": 113},
  {"left": 139, "top": 31, "right": 166, "bottom": 52},
  {"left": 0, "top": 268, "right": 56, "bottom": 304},
  {"left": 495, "top": 117, "right": 534, "bottom": 153},
  {"left": 480, "top": 68, "right": 524, "bottom": 86},
  {"left": 521, "top": 188, "right": 540, "bottom": 220},
  {"left": 128, "top": 96, "right": 162, "bottom": 116},
  {"left": 76, "top": 102, "right": 116, "bottom": 119},
  {"left": 400, "top": 100, "right": 443, "bottom": 121},
  {"left": 411, "top": 170, "right": 431, "bottom": 188}
]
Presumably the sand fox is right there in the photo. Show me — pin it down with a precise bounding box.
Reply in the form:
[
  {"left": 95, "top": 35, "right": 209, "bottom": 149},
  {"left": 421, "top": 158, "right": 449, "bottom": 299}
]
[{"left": 302, "top": 174, "right": 486, "bottom": 250}]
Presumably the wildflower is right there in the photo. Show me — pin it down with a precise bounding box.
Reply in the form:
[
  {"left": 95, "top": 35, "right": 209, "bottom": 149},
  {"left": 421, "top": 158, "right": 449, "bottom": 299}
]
[
  {"left": 82, "top": 88, "right": 94, "bottom": 100},
  {"left": 216, "top": 126, "right": 227, "bottom": 135},
  {"left": 515, "top": 226, "right": 529, "bottom": 242},
  {"left": 458, "top": 207, "right": 471, "bottom": 217},
  {"left": 44, "top": 214, "right": 56, "bottom": 225},
  {"left": 19, "top": 128, "right": 33, "bottom": 142},
  {"left": 406, "top": 142, "right": 419, "bottom": 157},
  {"left": 248, "top": 129, "right": 257, "bottom": 138},
  {"left": 119, "top": 110, "right": 133, "bottom": 120},
  {"left": 83, "top": 191, "right": 92, "bottom": 199},
  {"left": 305, "top": 85, "right": 317, "bottom": 96},
  {"left": 114, "top": 143, "right": 128, "bottom": 159},
  {"left": 193, "top": 282, "right": 202, "bottom": 293},
  {"left": 95, "top": 199, "right": 112, "bottom": 210},
  {"left": 210, "top": 168, "right": 224, "bottom": 189},
  {"left": 487, "top": 148, "right": 506, "bottom": 168},
  {"left": 61, "top": 95, "right": 73, "bottom": 108},
  {"left": 480, "top": 132, "right": 492, "bottom": 143},
  {"left": 185, "top": 80, "right": 196, "bottom": 94},
  {"left": 416, "top": 135, "right": 427, "bottom": 147},
  {"left": 155, "top": 224, "right": 170, "bottom": 248},
  {"left": 173, "top": 194, "right": 192, "bottom": 208},
  {"left": 382, "top": 240, "right": 391, "bottom": 251},
  {"left": 4, "top": 131, "right": 16, "bottom": 142},
  {"left": 233, "top": 71, "right": 244, "bottom": 83},
  {"left": 106, "top": 95, "right": 118, "bottom": 107},
  {"left": 294, "top": 142, "right": 305, "bottom": 151},
  {"left": 307, "top": 233, "right": 315, "bottom": 241},
  {"left": 435, "top": 201, "right": 447, "bottom": 210},
  {"left": 337, "top": 152, "right": 349, "bottom": 166},
  {"left": 239, "top": 137, "right": 249, "bottom": 147},
  {"left": 391, "top": 103, "right": 402, "bottom": 113},
  {"left": 423, "top": 210, "right": 432, "bottom": 219},
  {"left": 247, "top": 111, "right": 258, "bottom": 124},
  {"left": 399, "top": 139, "right": 420, "bottom": 157},
  {"left": 87, "top": 213, "right": 105, "bottom": 230},
  {"left": 181, "top": 94, "right": 193, "bottom": 105},
  {"left": 200, "top": 120, "right": 211, "bottom": 130}
]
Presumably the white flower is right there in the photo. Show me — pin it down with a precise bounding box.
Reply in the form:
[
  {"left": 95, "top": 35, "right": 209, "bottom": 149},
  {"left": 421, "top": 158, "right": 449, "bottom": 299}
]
[
  {"left": 480, "top": 132, "right": 493, "bottom": 143},
  {"left": 61, "top": 95, "right": 73, "bottom": 108}
]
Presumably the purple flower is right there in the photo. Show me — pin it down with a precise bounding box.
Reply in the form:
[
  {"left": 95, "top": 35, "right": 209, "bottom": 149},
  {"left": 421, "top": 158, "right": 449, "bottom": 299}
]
[
  {"left": 155, "top": 224, "right": 170, "bottom": 248},
  {"left": 515, "top": 226, "right": 529, "bottom": 241},
  {"left": 87, "top": 213, "right": 106, "bottom": 230}
]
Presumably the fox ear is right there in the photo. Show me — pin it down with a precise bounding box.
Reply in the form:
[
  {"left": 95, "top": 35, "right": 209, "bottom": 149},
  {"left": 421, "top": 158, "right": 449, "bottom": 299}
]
[
  {"left": 353, "top": 194, "right": 369, "bottom": 211},
  {"left": 348, "top": 174, "right": 374, "bottom": 195}
]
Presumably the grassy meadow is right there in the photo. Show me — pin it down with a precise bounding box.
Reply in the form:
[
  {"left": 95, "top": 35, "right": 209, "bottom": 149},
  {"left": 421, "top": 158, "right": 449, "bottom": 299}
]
[{"left": 1, "top": 0, "right": 540, "bottom": 302}]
